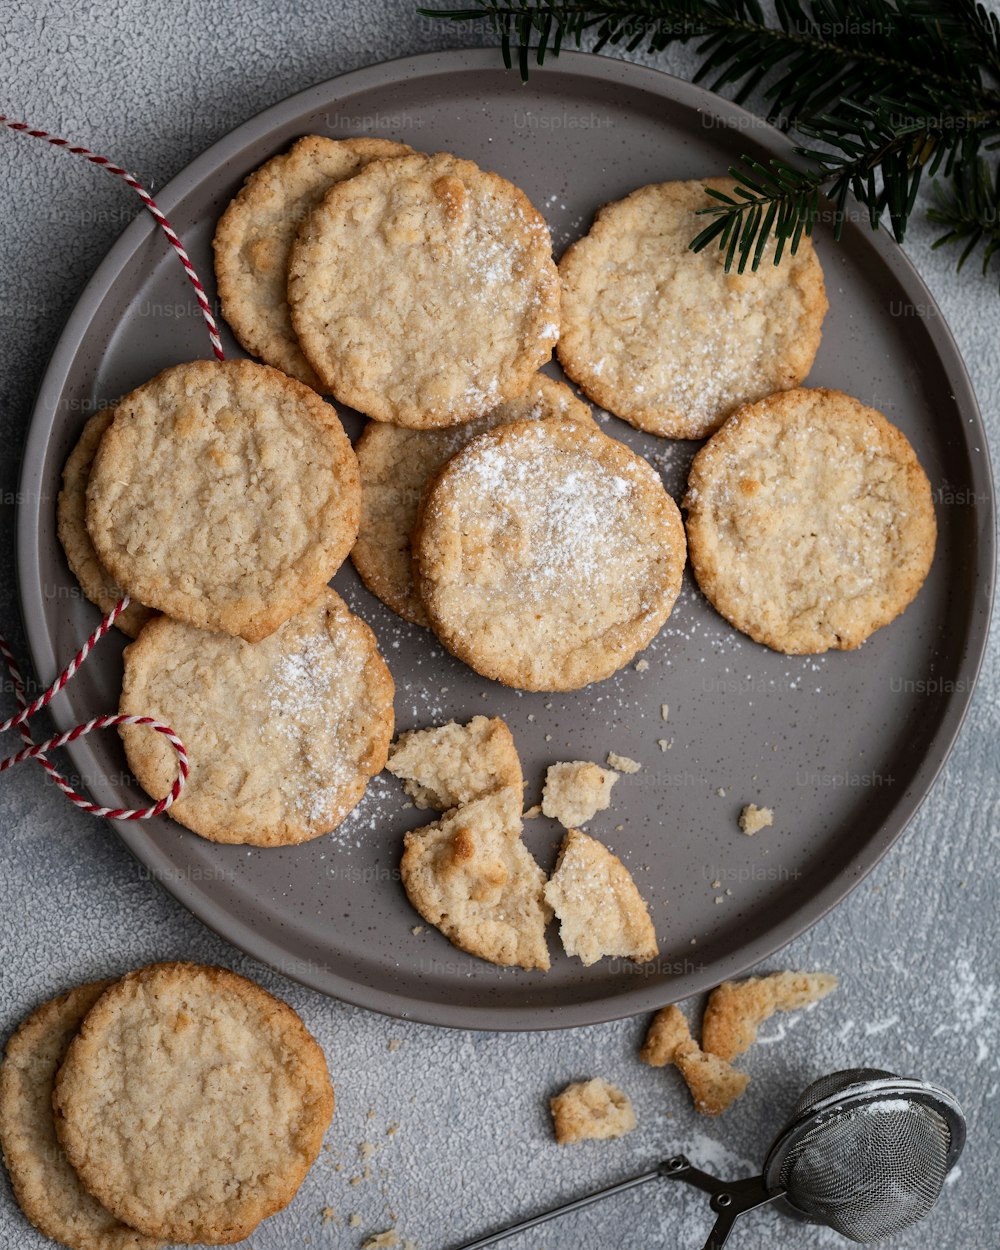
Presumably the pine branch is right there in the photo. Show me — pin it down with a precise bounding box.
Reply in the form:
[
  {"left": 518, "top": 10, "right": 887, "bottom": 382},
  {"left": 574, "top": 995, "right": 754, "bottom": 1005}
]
[
  {"left": 422, "top": 0, "right": 1000, "bottom": 286},
  {"left": 928, "top": 158, "right": 1000, "bottom": 286}
]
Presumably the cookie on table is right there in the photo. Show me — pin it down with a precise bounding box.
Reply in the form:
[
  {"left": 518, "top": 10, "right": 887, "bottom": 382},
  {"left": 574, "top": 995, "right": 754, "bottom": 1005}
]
[
  {"left": 56, "top": 409, "right": 155, "bottom": 639},
  {"left": 549, "top": 1079, "right": 637, "bottom": 1144},
  {"left": 683, "top": 388, "right": 937, "bottom": 654},
  {"left": 673, "top": 1041, "right": 750, "bottom": 1117},
  {"left": 52, "top": 963, "right": 334, "bottom": 1246},
  {"left": 558, "top": 178, "right": 828, "bottom": 439},
  {"left": 352, "top": 374, "right": 593, "bottom": 625},
  {"left": 119, "top": 588, "right": 394, "bottom": 847},
  {"left": 400, "top": 788, "right": 552, "bottom": 970},
  {"left": 412, "top": 418, "right": 686, "bottom": 691},
  {"left": 213, "top": 135, "right": 413, "bottom": 389},
  {"left": 288, "top": 151, "right": 560, "bottom": 427},
  {"left": 386, "top": 715, "right": 522, "bottom": 810},
  {"left": 640, "top": 1003, "right": 692, "bottom": 1067},
  {"left": 701, "top": 971, "right": 838, "bottom": 1062},
  {"left": 544, "top": 829, "right": 657, "bottom": 966},
  {"left": 86, "top": 358, "right": 360, "bottom": 642},
  {"left": 0, "top": 979, "right": 164, "bottom": 1250}
]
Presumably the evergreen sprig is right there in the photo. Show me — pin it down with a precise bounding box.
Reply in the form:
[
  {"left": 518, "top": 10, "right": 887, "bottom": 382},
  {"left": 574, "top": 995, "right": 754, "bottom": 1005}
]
[{"left": 421, "top": 0, "right": 1000, "bottom": 280}]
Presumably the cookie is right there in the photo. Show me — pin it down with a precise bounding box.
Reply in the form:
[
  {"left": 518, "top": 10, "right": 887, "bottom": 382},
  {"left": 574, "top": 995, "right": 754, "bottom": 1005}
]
[
  {"left": 119, "top": 588, "right": 394, "bottom": 846},
  {"left": 400, "top": 788, "right": 551, "bottom": 970},
  {"left": 544, "top": 829, "right": 657, "bottom": 966},
  {"left": 288, "top": 151, "right": 560, "bottom": 427},
  {"left": 213, "top": 135, "right": 413, "bottom": 389},
  {"left": 86, "top": 358, "right": 360, "bottom": 642},
  {"left": 684, "top": 388, "right": 937, "bottom": 653},
  {"left": 639, "top": 1003, "right": 692, "bottom": 1068},
  {"left": 549, "top": 1079, "right": 636, "bottom": 1144},
  {"left": 558, "top": 178, "right": 828, "bottom": 439},
  {"left": 413, "top": 418, "right": 686, "bottom": 690},
  {"left": 352, "top": 374, "right": 593, "bottom": 625},
  {"left": 386, "top": 715, "right": 521, "bottom": 810},
  {"left": 56, "top": 410, "right": 155, "bottom": 638},
  {"left": 673, "top": 1041, "right": 750, "bottom": 1117},
  {"left": 701, "top": 971, "right": 838, "bottom": 1062},
  {"left": 52, "top": 963, "right": 334, "bottom": 1245},
  {"left": 0, "top": 979, "right": 163, "bottom": 1250},
  {"left": 540, "top": 761, "right": 617, "bottom": 828}
]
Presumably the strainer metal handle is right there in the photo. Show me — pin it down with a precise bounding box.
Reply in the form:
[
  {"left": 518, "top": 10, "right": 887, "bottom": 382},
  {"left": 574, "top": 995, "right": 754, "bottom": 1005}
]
[{"left": 444, "top": 1156, "right": 782, "bottom": 1250}]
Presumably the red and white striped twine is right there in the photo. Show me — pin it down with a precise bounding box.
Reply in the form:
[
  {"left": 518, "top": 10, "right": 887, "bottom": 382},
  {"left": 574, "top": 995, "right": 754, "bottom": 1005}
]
[{"left": 0, "top": 116, "right": 225, "bottom": 818}]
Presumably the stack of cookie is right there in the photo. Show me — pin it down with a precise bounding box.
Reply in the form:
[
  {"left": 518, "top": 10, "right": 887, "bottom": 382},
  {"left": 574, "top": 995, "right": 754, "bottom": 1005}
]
[
  {"left": 58, "top": 355, "right": 394, "bottom": 848},
  {"left": 0, "top": 962, "right": 333, "bottom": 1247},
  {"left": 215, "top": 136, "right": 690, "bottom": 692}
]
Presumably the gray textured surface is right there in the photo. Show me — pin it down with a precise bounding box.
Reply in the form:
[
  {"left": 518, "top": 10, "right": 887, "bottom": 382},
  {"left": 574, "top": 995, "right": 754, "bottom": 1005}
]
[{"left": 0, "top": 3, "right": 997, "bottom": 1249}]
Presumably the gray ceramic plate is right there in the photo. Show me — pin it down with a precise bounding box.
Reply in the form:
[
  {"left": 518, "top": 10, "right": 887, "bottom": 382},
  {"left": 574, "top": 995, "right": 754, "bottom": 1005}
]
[{"left": 16, "top": 50, "right": 995, "bottom": 1030}]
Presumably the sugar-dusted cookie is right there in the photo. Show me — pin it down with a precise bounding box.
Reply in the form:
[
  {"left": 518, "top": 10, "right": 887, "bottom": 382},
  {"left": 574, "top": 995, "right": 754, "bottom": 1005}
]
[
  {"left": 52, "top": 963, "right": 334, "bottom": 1245},
  {"left": 558, "top": 178, "right": 828, "bottom": 439},
  {"left": 0, "top": 979, "right": 164, "bottom": 1250},
  {"left": 119, "top": 588, "right": 393, "bottom": 846},
  {"left": 86, "top": 359, "right": 360, "bottom": 642},
  {"left": 213, "top": 135, "right": 413, "bottom": 389},
  {"left": 288, "top": 151, "right": 560, "bottom": 427},
  {"left": 386, "top": 715, "right": 521, "bottom": 810},
  {"left": 57, "top": 409, "right": 155, "bottom": 638},
  {"left": 413, "top": 419, "right": 686, "bottom": 690},
  {"left": 352, "top": 374, "right": 592, "bottom": 624},
  {"left": 544, "top": 829, "right": 657, "bottom": 966},
  {"left": 400, "top": 788, "right": 551, "bottom": 970},
  {"left": 684, "top": 388, "right": 937, "bottom": 653}
]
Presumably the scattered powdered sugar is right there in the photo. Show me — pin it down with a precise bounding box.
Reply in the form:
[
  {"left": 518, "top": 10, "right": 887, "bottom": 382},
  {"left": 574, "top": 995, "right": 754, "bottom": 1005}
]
[
  {"left": 446, "top": 424, "right": 635, "bottom": 593},
  {"left": 265, "top": 627, "right": 366, "bottom": 824}
]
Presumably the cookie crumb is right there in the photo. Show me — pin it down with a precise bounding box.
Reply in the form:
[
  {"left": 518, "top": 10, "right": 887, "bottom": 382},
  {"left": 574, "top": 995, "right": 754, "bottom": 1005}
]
[
  {"left": 739, "top": 804, "right": 774, "bottom": 835},
  {"left": 607, "top": 752, "right": 641, "bottom": 773},
  {"left": 634, "top": 658, "right": 650, "bottom": 672},
  {"left": 541, "top": 760, "right": 617, "bottom": 827},
  {"left": 550, "top": 1078, "right": 636, "bottom": 1143},
  {"left": 387, "top": 1038, "right": 403, "bottom": 1052},
  {"left": 657, "top": 738, "right": 671, "bottom": 752},
  {"left": 523, "top": 804, "right": 542, "bottom": 819},
  {"left": 716, "top": 787, "right": 727, "bottom": 797},
  {"left": 349, "top": 1214, "right": 362, "bottom": 1228},
  {"left": 660, "top": 703, "right": 669, "bottom": 721},
  {"left": 322, "top": 1206, "right": 337, "bottom": 1225},
  {"left": 411, "top": 925, "right": 424, "bottom": 936}
]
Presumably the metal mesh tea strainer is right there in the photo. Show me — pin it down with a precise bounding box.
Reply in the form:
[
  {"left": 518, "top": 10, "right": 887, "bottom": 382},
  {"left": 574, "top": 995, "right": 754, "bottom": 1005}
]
[{"left": 449, "top": 1069, "right": 965, "bottom": 1249}]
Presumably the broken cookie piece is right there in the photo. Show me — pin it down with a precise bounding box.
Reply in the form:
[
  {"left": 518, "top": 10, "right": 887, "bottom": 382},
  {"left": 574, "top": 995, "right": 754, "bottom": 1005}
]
[
  {"left": 400, "top": 787, "right": 551, "bottom": 970},
  {"left": 541, "top": 760, "right": 617, "bottom": 828},
  {"left": 386, "top": 715, "right": 521, "bottom": 810},
  {"left": 640, "top": 1006, "right": 749, "bottom": 1115},
  {"left": 550, "top": 1078, "right": 637, "bottom": 1144},
  {"left": 702, "top": 971, "right": 838, "bottom": 1062},
  {"left": 544, "top": 829, "right": 657, "bottom": 966},
  {"left": 640, "top": 1003, "right": 692, "bottom": 1067},
  {"left": 673, "top": 1041, "right": 751, "bottom": 1116}
]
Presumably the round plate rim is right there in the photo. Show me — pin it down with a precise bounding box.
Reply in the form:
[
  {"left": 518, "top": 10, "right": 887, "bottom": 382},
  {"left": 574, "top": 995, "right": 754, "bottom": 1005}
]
[{"left": 14, "top": 48, "right": 996, "bottom": 1030}]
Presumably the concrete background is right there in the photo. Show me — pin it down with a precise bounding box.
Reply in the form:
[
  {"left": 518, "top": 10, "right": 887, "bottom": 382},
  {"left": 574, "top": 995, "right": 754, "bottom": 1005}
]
[{"left": 0, "top": 3, "right": 997, "bottom": 1248}]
